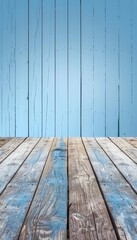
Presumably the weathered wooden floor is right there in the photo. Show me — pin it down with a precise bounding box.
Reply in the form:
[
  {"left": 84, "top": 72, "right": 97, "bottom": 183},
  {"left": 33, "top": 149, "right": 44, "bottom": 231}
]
[{"left": 0, "top": 137, "right": 137, "bottom": 240}]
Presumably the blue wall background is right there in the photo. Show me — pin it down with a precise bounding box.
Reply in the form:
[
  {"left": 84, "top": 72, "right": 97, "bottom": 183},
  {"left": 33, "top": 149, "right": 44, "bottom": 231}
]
[{"left": 0, "top": 0, "right": 137, "bottom": 137}]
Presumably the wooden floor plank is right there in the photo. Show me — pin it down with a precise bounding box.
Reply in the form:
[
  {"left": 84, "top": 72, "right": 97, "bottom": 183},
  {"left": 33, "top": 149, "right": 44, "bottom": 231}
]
[
  {"left": 122, "top": 137, "right": 137, "bottom": 148},
  {"left": 0, "top": 138, "right": 53, "bottom": 240},
  {"left": 110, "top": 137, "right": 137, "bottom": 164},
  {"left": 19, "top": 138, "right": 68, "bottom": 240},
  {"left": 0, "top": 138, "right": 12, "bottom": 148},
  {"left": 96, "top": 137, "right": 137, "bottom": 193},
  {"left": 0, "top": 138, "right": 40, "bottom": 194},
  {"left": 0, "top": 138, "right": 25, "bottom": 163},
  {"left": 68, "top": 138, "right": 117, "bottom": 240},
  {"left": 83, "top": 137, "right": 137, "bottom": 240}
]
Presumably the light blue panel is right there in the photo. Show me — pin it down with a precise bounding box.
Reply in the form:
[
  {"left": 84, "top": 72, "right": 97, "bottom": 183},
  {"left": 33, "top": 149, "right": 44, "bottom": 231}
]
[
  {"left": 0, "top": 1, "right": 2, "bottom": 135},
  {"left": 43, "top": 0, "right": 55, "bottom": 137},
  {"left": 132, "top": 0, "right": 137, "bottom": 136},
  {"left": 16, "top": 0, "right": 28, "bottom": 137},
  {"left": 29, "top": 0, "right": 42, "bottom": 136},
  {"left": 68, "top": 0, "right": 80, "bottom": 137},
  {"left": 81, "top": 0, "right": 94, "bottom": 136},
  {"left": 106, "top": 0, "right": 119, "bottom": 136},
  {"left": 93, "top": 0, "right": 106, "bottom": 136},
  {"left": 119, "top": 0, "right": 132, "bottom": 136},
  {"left": 56, "top": 0, "right": 67, "bottom": 137},
  {"left": 0, "top": 0, "right": 16, "bottom": 137}
]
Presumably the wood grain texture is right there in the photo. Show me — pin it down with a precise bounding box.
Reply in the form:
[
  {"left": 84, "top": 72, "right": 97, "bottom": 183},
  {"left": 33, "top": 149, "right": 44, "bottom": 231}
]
[
  {"left": 29, "top": 0, "right": 42, "bottom": 136},
  {"left": 0, "top": 1, "right": 137, "bottom": 137},
  {"left": 123, "top": 137, "right": 137, "bottom": 148},
  {"left": 83, "top": 137, "right": 137, "bottom": 240},
  {"left": 119, "top": 0, "right": 132, "bottom": 136},
  {"left": 0, "top": 138, "right": 25, "bottom": 163},
  {"left": 110, "top": 137, "right": 137, "bottom": 164},
  {"left": 0, "top": 138, "right": 39, "bottom": 194},
  {"left": 56, "top": 0, "right": 68, "bottom": 136},
  {"left": 96, "top": 137, "right": 137, "bottom": 193},
  {"left": 15, "top": 0, "right": 28, "bottom": 136},
  {"left": 81, "top": 0, "right": 94, "bottom": 136},
  {"left": 68, "top": 138, "right": 117, "bottom": 240},
  {"left": 43, "top": 0, "right": 55, "bottom": 136},
  {"left": 0, "top": 0, "right": 16, "bottom": 137},
  {"left": 106, "top": 0, "right": 119, "bottom": 136},
  {"left": 68, "top": 0, "right": 80, "bottom": 136},
  {"left": 19, "top": 138, "right": 68, "bottom": 240},
  {"left": 0, "top": 138, "right": 53, "bottom": 239},
  {"left": 0, "top": 138, "right": 12, "bottom": 148},
  {"left": 93, "top": 0, "right": 106, "bottom": 136}
]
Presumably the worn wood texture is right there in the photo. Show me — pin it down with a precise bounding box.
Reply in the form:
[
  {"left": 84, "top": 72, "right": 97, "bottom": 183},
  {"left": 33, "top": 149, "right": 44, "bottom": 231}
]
[
  {"left": 0, "top": 138, "right": 25, "bottom": 163},
  {"left": 0, "top": 0, "right": 137, "bottom": 137},
  {"left": 83, "top": 138, "right": 137, "bottom": 240},
  {"left": 19, "top": 138, "right": 68, "bottom": 240},
  {"left": 68, "top": 138, "right": 117, "bottom": 240},
  {"left": 1, "top": 137, "right": 137, "bottom": 240},
  {"left": 0, "top": 138, "right": 39, "bottom": 194},
  {"left": 0, "top": 138, "right": 53, "bottom": 239},
  {"left": 0, "top": 138, "right": 12, "bottom": 148},
  {"left": 96, "top": 137, "right": 137, "bottom": 193},
  {"left": 110, "top": 137, "right": 137, "bottom": 164}
]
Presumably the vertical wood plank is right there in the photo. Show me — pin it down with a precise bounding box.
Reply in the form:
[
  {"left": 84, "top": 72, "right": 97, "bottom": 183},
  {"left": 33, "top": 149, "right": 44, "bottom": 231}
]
[
  {"left": 19, "top": 138, "right": 68, "bottom": 239},
  {"left": 0, "top": 0, "right": 16, "bottom": 137},
  {"left": 68, "top": 0, "right": 80, "bottom": 137},
  {"left": 132, "top": 0, "right": 137, "bottom": 136},
  {"left": 16, "top": 0, "right": 28, "bottom": 137},
  {"left": 29, "top": 0, "right": 42, "bottom": 136},
  {"left": 106, "top": 0, "right": 119, "bottom": 136},
  {"left": 119, "top": 0, "right": 132, "bottom": 136},
  {"left": 69, "top": 138, "right": 117, "bottom": 239},
  {"left": 93, "top": 0, "right": 106, "bottom": 136},
  {"left": 56, "top": 0, "right": 68, "bottom": 137},
  {"left": 0, "top": 0, "right": 2, "bottom": 136},
  {"left": 81, "top": 0, "right": 94, "bottom": 136},
  {"left": 43, "top": 0, "right": 55, "bottom": 137}
]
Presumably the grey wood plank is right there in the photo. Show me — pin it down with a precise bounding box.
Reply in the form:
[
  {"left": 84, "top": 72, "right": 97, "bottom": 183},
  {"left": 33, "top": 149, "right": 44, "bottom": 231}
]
[
  {"left": 0, "top": 138, "right": 12, "bottom": 148},
  {"left": 110, "top": 137, "right": 137, "bottom": 164},
  {"left": 96, "top": 137, "right": 137, "bottom": 193},
  {"left": 0, "top": 138, "right": 53, "bottom": 240},
  {"left": 122, "top": 137, "right": 137, "bottom": 148},
  {"left": 83, "top": 137, "right": 137, "bottom": 240},
  {"left": 19, "top": 138, "right": 68, "bottom": 240},
  {"left": 0, "top": 138, "right": 25, "bottom": 163},
  {"left": 68, "top": 138, "right": 117, "bottom": 240},
  {"left": 0, "top": 138, "right": 40, "bottom": 194}
]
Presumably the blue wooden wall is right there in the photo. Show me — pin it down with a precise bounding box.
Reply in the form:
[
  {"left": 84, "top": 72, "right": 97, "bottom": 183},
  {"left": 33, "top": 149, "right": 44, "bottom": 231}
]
[{"left": 0, "top": 0, "right": 137, "bottom": 137}]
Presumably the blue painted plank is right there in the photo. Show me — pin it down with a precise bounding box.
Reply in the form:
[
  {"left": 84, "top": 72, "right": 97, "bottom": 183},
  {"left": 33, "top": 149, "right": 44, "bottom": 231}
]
[
  {"left": 68, "top": 0, "right": 80, "bottom": 137},
  {"left": 93, "top": 0, "right": 106, "bottom": 136},
  {"left": 0, "top": 0, "right": 16, "bottom": 137},
  {"left": 0, "top": 138, "right": 53, "bottom": 239},
  {"left": 29, "top": 0, "right": 42, "bottom": 137},
  {"left": 43, "top": 0, "right": 55, "bottom": 137},
  {"left": 132, "top": 0, "right": 137, "bottom": 136},
  {"left": 0, "top": 0, "right": 2, "bottom": 136},
  {"left": 15, "top": 0, "right": 28, "bottom": 137},
  {"left": 56, "top": 0, "right": 68, "bottom": 137},
  {"left": 119, "top": 0, "right": 132, "bottom": 136},
  {"left": 106, "top": 0, "right": 119, "bottom": 136},
  {"left": 19, "top": 138, "right": 68, "bottom": 238},
  {"left": 81, "top": 0, "right": 94, "bottom": 136}
]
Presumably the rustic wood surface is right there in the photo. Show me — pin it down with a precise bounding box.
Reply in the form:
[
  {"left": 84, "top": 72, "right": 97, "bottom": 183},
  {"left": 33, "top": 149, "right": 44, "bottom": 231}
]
[{"left": 0, "top": 137, "right": 137, "bottom": 240}]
